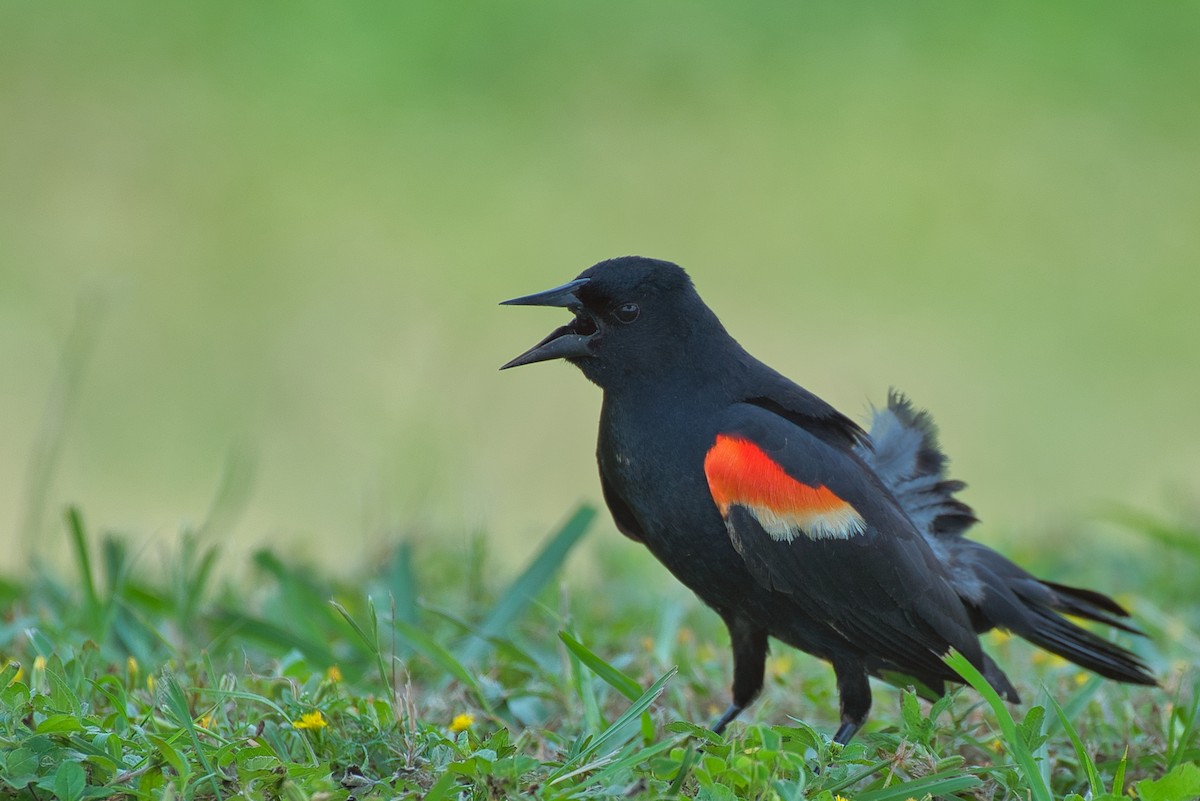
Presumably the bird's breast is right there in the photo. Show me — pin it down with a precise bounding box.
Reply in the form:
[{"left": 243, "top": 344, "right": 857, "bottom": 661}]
[{"left": 598, "top": 401, "right": 724, "bottom": 542}]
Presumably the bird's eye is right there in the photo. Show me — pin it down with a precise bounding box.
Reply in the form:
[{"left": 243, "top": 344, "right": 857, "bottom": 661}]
[{"left": 614, "top": 303, "right": 640, "bottom": 324}]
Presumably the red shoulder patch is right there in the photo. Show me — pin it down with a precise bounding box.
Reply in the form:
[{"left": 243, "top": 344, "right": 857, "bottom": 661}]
[{"left": 704, "top": 434, "right": 865, "bottom": 541}]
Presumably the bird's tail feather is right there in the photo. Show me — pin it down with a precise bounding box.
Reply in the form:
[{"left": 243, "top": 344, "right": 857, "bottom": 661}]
[
  {"left": 1037, "top": 579, "right": 1142, "bottom": 634},
  {"left": 862, "top": 390, "right": 978, "bottom": 538},
  {"left": 864, "top": 390, "right": 1156, "bottom": 688},
  {"left": 1019, "top": 604, "right": 1156, "bottom": 685}
]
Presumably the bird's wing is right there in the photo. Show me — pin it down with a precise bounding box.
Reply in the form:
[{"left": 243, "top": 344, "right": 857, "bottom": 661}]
[{"left": 705, "top": 402, "right": 982, "bottom": 679}]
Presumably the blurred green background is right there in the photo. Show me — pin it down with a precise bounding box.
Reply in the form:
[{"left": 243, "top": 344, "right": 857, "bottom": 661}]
[{"left": 3, "top": 2, "right": 1197, "bottom": 574}]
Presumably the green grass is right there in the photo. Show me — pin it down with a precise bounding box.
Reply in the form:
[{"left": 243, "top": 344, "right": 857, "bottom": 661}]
[
  {"left": 1, "top": 504, "right": 1197, "bottom": 799},
  {"left": 4, "top": 5, "right": 1198, "bottom": 798}
]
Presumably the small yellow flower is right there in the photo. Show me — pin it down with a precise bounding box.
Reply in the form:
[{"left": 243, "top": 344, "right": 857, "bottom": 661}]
[
  {"left": 1074, "top": 672, "right": 1089, "bottom": 686},
  {"left": 127, "top": 656, "right": 139, "bottom": 677},
  {"left": 33, "top": 655, "right": 47, "bottom": 671},
  {"left": 640, "top": 636, "right": 655, "bottom": 652},
  {"left": 326, "top": 665, "right": 343, "bottom": 683},
  {"left": 199, "top": 713, "right": 216, "bottom": 729},
  {"left": 990, "top": 738, "right": 1004, "bottom": 753},
  {"left": 292, "top": 710, "right": 328, "bottom": 730},
  {"left": 768, "top": 653, "right": 794, "bottom": 679},
  {"left": 449, "top": 713, "right": 475, "bottom": 733},
  {"left": 677, "top": 628, "right": 694, "bottom": 645},
  {"left": 147, "top": 674, "right": 156, "bottom": 693},
  {"left": 835, "top": 795, "right": 850, "bottom": 801},
  {"left": 990, "top": 629, "right": 1012, "bottom": 644}
]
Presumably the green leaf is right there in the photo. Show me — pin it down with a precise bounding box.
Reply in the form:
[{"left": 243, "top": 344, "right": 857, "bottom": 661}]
[
  {"left": 697, "top": 784, "right": 739, "bottom": 801},
  {"left": 899, "top": 687, "right": 931, "bottom": 745},
  {"left": 0, "top": 660, "right": 20, "bottom": 687},
  {"left": 1018, "top": 704, "right": 1046, "bottom": 750},
  {"left": 240, "top": 755, "right": 282, "bottom": 774},
  {"left": 2, "top": 747, "right": 40, "bottom": 788},
  {"left": 422, "top": 771, "right": 462, "bottom": 801},
  {"left": 666, "top": 720, "right": 725, "bottom": 745},
  {"left": 147, "top": 735, "right": 189, "bottom": 780},
  {"left": 1135, "top": 762, "right": 1200, "bottom": 801},
  {"left": 52, "top": 760, "right": 86, "bottom": 801},
  {"left": 36, "top": 713, "right": 85, "bottom": 734},
  {"left": 44, "top": 662, "right": 84, "bottom": 716},
  {"left": 1, "top": 678, "right": 30, "bottom": 708}
]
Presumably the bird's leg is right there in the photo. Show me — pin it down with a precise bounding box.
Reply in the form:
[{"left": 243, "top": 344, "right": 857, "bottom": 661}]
[
  {"left": 712, "top": 617, "right": 768, "bottom": 734},
  {"left": 831, "top": 661, "right": 872, "bottom": 745}
]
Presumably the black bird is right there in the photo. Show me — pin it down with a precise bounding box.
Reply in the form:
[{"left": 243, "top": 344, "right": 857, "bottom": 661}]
[{"left": 501, "top": 256, "right": 1155, "bottom": 743}]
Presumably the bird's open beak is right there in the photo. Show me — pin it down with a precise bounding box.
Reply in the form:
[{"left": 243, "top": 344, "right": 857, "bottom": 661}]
[{"left": 500, "top": 277, "right": 595, "bottom": 369}]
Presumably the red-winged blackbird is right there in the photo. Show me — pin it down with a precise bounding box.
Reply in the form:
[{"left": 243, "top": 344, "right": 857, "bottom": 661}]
[{"left": 501, "top": 256, "right": 1155, "bottom": 743}]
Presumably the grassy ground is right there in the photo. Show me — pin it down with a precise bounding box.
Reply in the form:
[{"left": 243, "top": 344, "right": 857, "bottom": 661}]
[
  {"left": 1, "top": 504, "right": 1196, "bottom": 800},
  {"left": 3, "top": 4, "right": 1199, "bottom": 799}
]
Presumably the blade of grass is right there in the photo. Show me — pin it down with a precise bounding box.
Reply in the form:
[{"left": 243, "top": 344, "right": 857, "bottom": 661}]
[
  {"left": 385, "top": 541, "right": 420, "bottom": 626},
  {"left": 460, "top": 505, "right": 594, "bottom": 663},
  {"left": 1167, "top": 680, "right": 1200, "bottom": 772},
  {"left": 427, "top": 605, "right": 545, "bottom": 672},
  {"left": 549, "top": 666, "right": 677, "bottom": 784},
  {"left": 160, "top": 674, "right": 224, "bottom": 799},
  {"left": 197, "top": 446, "right": 255, "bottom": 541},
  {"left": 856, "top": 769, "right": 982, "bottom": 801},
  {"left": 330, "top": 599, "right": 394, "bottom": 718},
  {"left": 1045, "top": 691, "right": 1103, "bottom": 796},
  {"left": 1042, "top": 673, "right": 1102, "bottom": 738},
  {"left": 20, "top": 293, "right": 105, "bottom": 557},
  {"left": 563, "top": 634, "right": 603, "bottom": 733},
  {"left": 558, "top": 631, "right": 642, "bottom": 701},
  {"left": 65, "top": 507, "right": 99, "bottom": 617},
  {"left": 1113, "top": 745, "right": 1129, "bottom": 796},
  {"left": 585, "top": 736, "right": 679, "bottom": 788},
  {"left": 253, "top": 550, "right": 336, "bottom": 645},
  {"left": 392, "top": 618, "right": 493, "bottom": 714},
  {"left": 210, "top": 609, "right": 338, "bottom": 665},
  {"left": 944, "top": 649, "right": 1052, "bottom": 801},
  {"left": 820, "top": 758, "right": 904, "bottom": 796},
  {"left": 561, "top": 630, "right": 662, "bottom": 745}
]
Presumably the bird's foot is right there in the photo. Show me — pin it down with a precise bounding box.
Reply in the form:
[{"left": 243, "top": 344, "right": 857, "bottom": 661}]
[
  {"left": 832, "top": 721, "right": 859, "bottom": 746},
  {"left": 710, "top": 703, "right": 743, "bottom": 734}
]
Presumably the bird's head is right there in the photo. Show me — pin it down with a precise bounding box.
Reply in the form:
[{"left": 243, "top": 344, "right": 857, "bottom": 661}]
[{"left": 501, "top": 256, "right": 717, "bottom": 387}]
